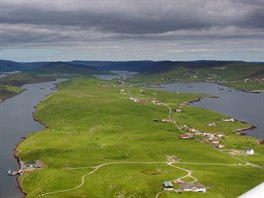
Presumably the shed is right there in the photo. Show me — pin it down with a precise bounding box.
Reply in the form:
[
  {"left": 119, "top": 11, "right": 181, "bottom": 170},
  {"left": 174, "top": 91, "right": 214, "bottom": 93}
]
[{"left": 163, "top": 181, "right": 174, "bottom": 191}]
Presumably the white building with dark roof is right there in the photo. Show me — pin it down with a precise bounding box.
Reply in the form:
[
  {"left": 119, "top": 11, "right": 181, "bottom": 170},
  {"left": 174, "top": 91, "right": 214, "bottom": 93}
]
[{"left": 245, "top": 148, "right": 254, "bottom": 155}]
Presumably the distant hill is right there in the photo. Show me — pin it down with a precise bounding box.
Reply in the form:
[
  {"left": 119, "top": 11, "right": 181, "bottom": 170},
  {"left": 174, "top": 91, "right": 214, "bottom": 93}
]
[
  {"left": 0, "top": 60, "right": 25, "bottom": 72},
  {"left": 69, "top": 60, "right": 165, "bottom": 72},
  {"left": 0, "top": 60, "right": 50, "bottom": 72},
  {"left": 1, "top": 59, "right": 263, "bottom": 81},
  {"left": 28, "top": 62, "right": 101, "bottom": 75},
  {"left": 130, "top": 61, "right": 264, "bottom": 89}
]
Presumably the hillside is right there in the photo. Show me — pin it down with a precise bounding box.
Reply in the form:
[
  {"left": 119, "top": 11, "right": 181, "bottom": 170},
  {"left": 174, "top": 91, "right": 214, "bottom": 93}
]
[
  {"left": 0, "top": 60, "right": 49, "bottom": 72},
  {"left": 0, "top": 73, "right": 54, "bottom": 102},
  {"left": 1, "top": 59, "right": 263, "bottom": 91},
  {"left": 28, "top": 62, "right": 102, "bottom": 76},
  {"left": 130, "top": 62, "right": 264, "bottom": 91},
  {"left": 70, "top": 60, "right": 165, "bottom": 72}
]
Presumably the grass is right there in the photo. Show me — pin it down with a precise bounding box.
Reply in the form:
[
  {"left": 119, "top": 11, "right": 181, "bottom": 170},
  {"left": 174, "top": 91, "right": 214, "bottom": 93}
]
[
  {"left": 0, "top": 84, "right": 24, "bottom": 101},
  {"left": 223, "top": 81, "right": 264, "bottom": 92},
  {"left": 17, "top": 77, "right": 264, "bottom": 197},
  {"left": 160, "top": 165, "right": 263, "bottom": 198}
]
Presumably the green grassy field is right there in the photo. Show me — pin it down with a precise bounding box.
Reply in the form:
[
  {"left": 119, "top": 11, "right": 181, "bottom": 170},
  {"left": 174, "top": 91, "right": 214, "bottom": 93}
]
[{"left": 17, "top": 77, "right": 263, "bottom": 198}]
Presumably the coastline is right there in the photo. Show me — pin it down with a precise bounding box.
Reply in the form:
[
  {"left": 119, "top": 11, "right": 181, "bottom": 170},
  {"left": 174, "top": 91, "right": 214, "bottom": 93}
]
[
  {"left": 9, "top": 81, "right": 63, "bottom": 198},
  {"left": 147, "top": 81, "right": 260, "bottom": 139},
  {"left": 145, "top": 80, "right": 263, "bottom": 94},
  {"left": 12, "top": 78, "right": 264, "bottom": 196},
  {"left": 178, "top": 95, "right": 259, "bottom": 139},
  {"left": 0, "top": 89, "right": 26, "bottom": 104},
  {"left": 14, "top": 95, "right": 55, "bottom": 198},
  {"left": 235, "top": 125, "right": 257, "bottom": 133},
  {"left": 13, "top": 145, "right": 28, "bottom": 197}
]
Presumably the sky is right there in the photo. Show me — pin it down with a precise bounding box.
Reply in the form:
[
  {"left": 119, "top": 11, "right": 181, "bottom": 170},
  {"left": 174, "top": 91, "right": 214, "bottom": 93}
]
[{"left": 0, "top": 0, "right": 263, "bottom": 62}]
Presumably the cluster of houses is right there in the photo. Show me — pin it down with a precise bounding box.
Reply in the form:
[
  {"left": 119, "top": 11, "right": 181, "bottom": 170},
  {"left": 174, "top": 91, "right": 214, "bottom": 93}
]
[
  {"left": 117, "top": 80, "right": 130, "bottom": 86},
  {"left": 129, "top": 97, "right": 148, "bottom": 103},
  {"left": 204, "top": 132, "right": 225, "bottom": 148},
  {"left": 166, "top": 155, "right": 181, "bottom": 162},
  {"left": 8, "top": 160, "right": 43, "bottom": 176},
  {"left": 163, "top": 181, "right": 207, "bottom": 193},
  {"left": 180, "top": 125, "right": 225, "bottom": 148},
  {"left": 120, "top": 89, "right": 126, "bottom": 94},
  {"left": 152, "top": 100, "right": 163, "bottom": 105},
  {"left": 244, "top": 78, "right": 264, "bottom": 83}
]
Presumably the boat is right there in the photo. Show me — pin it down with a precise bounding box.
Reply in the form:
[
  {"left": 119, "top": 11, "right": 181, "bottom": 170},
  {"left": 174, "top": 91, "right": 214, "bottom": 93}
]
[
  {"left": 7, "top": 168, "right": 19, "bottom": 176},
  {"left": 7, "top": 168, "right": 12, "bottom": 176}
]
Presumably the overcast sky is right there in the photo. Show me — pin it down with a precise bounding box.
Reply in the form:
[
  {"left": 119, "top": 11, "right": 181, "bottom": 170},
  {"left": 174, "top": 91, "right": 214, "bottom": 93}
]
[{"left": 0, "top": 0, "right": 263, "bottom": 62}]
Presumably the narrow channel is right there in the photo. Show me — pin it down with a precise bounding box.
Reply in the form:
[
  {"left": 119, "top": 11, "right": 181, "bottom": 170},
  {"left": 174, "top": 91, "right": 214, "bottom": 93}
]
[{"left": 0, "top": 79, "right": 65, "bottom": 198}]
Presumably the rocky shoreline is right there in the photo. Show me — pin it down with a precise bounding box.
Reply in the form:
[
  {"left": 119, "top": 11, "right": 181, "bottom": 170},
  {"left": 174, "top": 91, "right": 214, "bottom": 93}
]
[
  {"left": 10, "top": 82, "right": 62, "bottom": 198},
  {"left": 13, "top": 144, "right": 28, "bottom": 197}
]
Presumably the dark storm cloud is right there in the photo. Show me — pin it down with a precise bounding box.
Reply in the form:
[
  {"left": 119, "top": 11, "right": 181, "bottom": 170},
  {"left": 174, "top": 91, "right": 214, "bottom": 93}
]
[
  {"left": 0, "top": 0, "right": 263, "bottom": 47},
  {"left": 2, "top": 1, "right": 213, "bottom": 34}
]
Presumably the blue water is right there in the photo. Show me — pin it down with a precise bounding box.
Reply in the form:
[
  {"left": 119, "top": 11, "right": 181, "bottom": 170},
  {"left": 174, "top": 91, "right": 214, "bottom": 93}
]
[
  {"left": 0, "top": 79, "right": 66, "bottom": 198},
  {"left": 154, "top": 82, "right": 264, "bottom": 139}
]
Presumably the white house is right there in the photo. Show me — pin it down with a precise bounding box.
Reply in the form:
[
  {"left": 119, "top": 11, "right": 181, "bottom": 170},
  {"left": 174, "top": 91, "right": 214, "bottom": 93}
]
[
  {"left": 245, "top": 148, "right": 254, "bottom": 155},
  {"left": 222, "top": 118, "right": 235, "bottom": 122},
  {"left": 180, "top": 182, "right": 206, "bottom": 193}
]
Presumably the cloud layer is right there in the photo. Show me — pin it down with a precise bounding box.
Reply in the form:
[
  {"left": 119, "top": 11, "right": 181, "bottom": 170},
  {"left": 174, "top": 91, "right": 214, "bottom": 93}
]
[{"left": 1, "top": 0, "right": 263, "bottom": 61}]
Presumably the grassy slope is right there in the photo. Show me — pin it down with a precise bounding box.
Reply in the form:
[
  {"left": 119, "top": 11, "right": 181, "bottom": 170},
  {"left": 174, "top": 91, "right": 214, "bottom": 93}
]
[
  {"left": 131, "top": 63, "right": 264, "bottom": 91},
  {"left": 0, "top": 84, "right": 24, "bottom": 101},
  {"left": 28, "top": 62, "right": 104, "bottom": 76},
  {"left": 223, "top": 81, "right": 264, "bottom": 92},
  {"left": 17, "top": 77, "right": 263, "bottom": 198}
]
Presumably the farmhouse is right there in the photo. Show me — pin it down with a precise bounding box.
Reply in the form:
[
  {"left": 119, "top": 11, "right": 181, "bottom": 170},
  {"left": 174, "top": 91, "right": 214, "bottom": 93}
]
[
  {"left": 152, "top": 100, "right": 162, "bottom": 105},
  {"left": 208, "top": 122, "right": 216, "bottom": 127},
  {"left": 180, "top": 182, "right": 206, "bottom": 193},
  {"left": 161, "top": 118, "right": 175, "bottom": 123},
  {"left": 245, "top": 148, "right": 254, "bottom": 155},
  {"left": 179, "top": 134, "right": 191, "bottom": 139},
  {"left": 129, "top": 97, "right": 148, "bottom": 103},
  {"left": 216, "top": 133, "right": 225, "bottom": 138},
  {"left": 163, "top": 181, "right": 174, "bottom": 191},
  {"left": 188, "top": 128, "right": 197, "bottom": 132},
  {"left": 212, "top": 139, "right": 219, "bottom": 144},
  {"left": 222, "top": 118, "right": 235, "bottom": 122}
]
